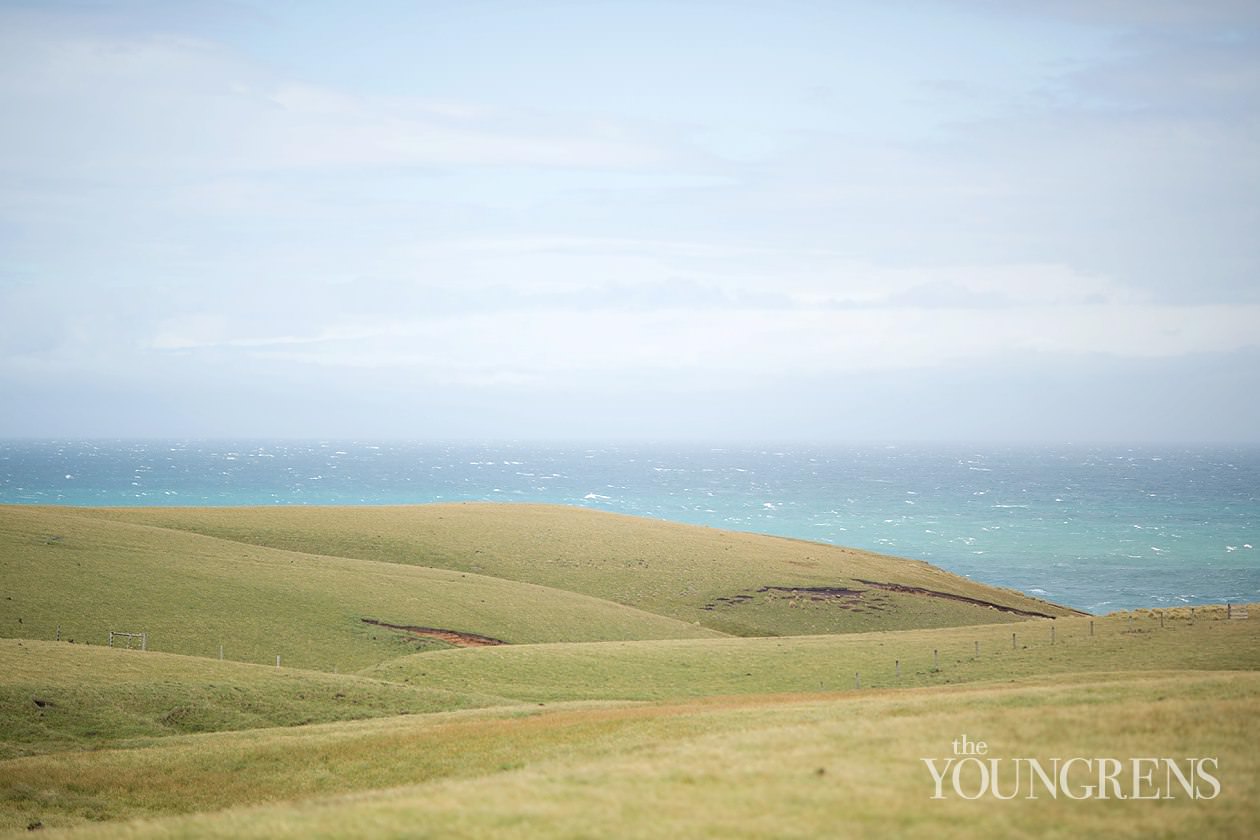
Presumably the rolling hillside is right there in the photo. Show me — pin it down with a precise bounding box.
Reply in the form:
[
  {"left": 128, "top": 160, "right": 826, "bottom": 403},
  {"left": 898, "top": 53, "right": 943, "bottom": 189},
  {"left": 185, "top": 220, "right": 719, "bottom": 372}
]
[
  {"left": 2, "top": 670, "right": 1255, "bottom": 837},
  {"left": 0, "top": 640, "right": 514, "bottom": 760},
  {"left": 0, "top": 503, "right": 1255, "bottom": 838},
  {"left": 365, "top": 606, "right": 1260, "bottom": 701},
  {"left": 0, "top": 506, "right": 720, "bottom": 674},
  {"left": 69, "top": 503, "right": 1080, "bottom": 636}
]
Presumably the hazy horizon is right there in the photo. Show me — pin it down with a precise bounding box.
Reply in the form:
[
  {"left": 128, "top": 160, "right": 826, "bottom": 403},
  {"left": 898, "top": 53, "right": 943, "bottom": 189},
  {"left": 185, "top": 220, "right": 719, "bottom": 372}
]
[
  {"left": 4, "top": 436, "right": 1259, "bottom": 450},
  {"left": 3, "top": 1, "right": 1258, "bottom": 443}
]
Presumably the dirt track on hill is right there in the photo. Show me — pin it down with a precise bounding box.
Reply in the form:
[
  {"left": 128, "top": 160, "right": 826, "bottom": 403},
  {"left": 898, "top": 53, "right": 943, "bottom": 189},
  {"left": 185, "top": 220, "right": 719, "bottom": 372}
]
[
  {"left": 852, "top": 580, "right": 1083, "bottom": 618},
  {"left": 361, "top": 618, "right": 506, "bottom": 647}
]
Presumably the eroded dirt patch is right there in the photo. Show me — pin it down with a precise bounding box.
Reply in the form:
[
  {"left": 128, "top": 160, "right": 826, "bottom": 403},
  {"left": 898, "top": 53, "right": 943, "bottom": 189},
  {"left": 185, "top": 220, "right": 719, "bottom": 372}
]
[
  {"left": 700, "top": 580, "right": 1073, "bottom": 619},
  {"left": 852, "top": 579, "right": 1078, "bottom": 618},
  {"left": 757, "top": 585, "right": 864, "bottom": 600},
  {"left": 702, "top": 586, "right": 870, "bottom": 611},
  {"left": 361, "top": 618, "right": 506, "bottom": 647}
]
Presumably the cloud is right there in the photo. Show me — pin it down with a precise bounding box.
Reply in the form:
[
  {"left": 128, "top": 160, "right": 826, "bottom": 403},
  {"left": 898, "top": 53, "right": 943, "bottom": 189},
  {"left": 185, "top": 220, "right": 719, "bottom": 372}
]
[
  {"left": 129, "top": 302, "right": 1260, "bottom": 392},
  {"left": 2, "top": 1, "right": 1257, "bottom": 441},
  {"left": 962, "top": 0, "right": 1260, "bottom": 29},
  {"left": 0, "top": 17, "right": 682, "bottom": 180}
]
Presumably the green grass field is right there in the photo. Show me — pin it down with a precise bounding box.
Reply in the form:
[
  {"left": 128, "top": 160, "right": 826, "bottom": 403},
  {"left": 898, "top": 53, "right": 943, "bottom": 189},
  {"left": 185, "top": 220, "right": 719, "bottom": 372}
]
[
  {"left": 3, "top": 671, "right": 1256, "bottom": 838},
  {"left": 364, "top": 607, "right": 1260, "bottom": 702},
  {"left": 0, "top": 506, "right": 720, "bottom": 673},
  {"left": 1, "top": 503, "right": 1256, "bottom": 838},
  {"left": 69, "top": 504, "right": 1079, "bottom": 635},
  {"left": 0, "top": 640, "right": 516, "bottom": 760}
]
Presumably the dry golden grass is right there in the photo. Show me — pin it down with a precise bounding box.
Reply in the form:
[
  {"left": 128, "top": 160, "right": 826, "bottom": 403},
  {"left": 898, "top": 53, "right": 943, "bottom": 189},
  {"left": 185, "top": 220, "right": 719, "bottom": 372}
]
[{"left": 8, "top": 671, "right": 1255, "bottom": 839}]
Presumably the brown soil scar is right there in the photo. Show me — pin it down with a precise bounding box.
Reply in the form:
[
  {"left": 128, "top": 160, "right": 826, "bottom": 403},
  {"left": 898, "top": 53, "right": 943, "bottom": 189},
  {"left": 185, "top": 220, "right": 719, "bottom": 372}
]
[
  {"left": 852, "top": 580, "right": 1084, "bottom": 618},
  {"left": 757, "top": 585, "right": 864, "bottom": 600},
  {"left": 361, "top": 618, "right": 506, "bottom": 647}
]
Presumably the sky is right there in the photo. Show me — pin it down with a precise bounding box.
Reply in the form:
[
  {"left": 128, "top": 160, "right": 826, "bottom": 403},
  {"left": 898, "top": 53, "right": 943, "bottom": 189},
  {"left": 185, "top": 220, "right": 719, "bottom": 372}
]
[{"left": 1, "top": 0, "right": 1258, "bottom": 443}]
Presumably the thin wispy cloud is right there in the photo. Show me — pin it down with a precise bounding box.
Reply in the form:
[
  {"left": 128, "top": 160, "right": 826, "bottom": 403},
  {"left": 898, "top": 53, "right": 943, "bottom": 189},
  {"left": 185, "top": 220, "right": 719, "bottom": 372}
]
[{"left": 1, "top": 0, "right": 1257, "bottom": 441}]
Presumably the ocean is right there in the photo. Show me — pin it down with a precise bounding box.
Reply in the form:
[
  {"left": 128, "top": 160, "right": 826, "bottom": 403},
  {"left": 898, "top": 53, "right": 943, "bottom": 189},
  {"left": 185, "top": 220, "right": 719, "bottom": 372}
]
[{"left": 2, "top": 440, "right": 1257, "bottom": 613}]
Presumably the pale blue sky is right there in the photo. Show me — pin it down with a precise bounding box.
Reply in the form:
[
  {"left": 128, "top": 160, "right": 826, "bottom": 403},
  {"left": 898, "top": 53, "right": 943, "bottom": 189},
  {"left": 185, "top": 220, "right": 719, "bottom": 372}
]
[{"left": 2, "top": 1, "right": 1258, "bottom": 442}]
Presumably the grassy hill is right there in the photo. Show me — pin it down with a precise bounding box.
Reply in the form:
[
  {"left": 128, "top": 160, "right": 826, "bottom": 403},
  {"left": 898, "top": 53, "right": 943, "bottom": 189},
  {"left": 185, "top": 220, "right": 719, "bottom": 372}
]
[
  {"left": 3, "top": 670, "right": 1255, "bottom": 837},
  {"left": 2, "top": 503, "right": 1254, "bottom": 838},
  {"left": 1, "top": 605, "right": 1255, "bottom": 834},
  {"left": 0, "top": 506, "right": 720, "bottom": 673},
  {"left": 0, "top": 640, "right": 515, "bottom": 760},
  {"left": 364, "top": 606, "right": 1260, "bottom": 702},
  {"left": 69, "top": 503, "right": 1080, "bottom": 636}
]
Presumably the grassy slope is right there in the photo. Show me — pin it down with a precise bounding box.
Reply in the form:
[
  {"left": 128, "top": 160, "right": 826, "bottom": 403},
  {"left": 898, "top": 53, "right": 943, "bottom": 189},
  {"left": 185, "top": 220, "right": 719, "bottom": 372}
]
[
  {"left": 73, "top": 504, "right": 1079, "bottom": 635},
  {"left": 1, "top": 608, "right": 1255, "bottom": 833},
  {"left": 0, "top": 641, "right": 516, "bottom": 760},
  {"left": 364, "top": 606, "right": 1260, "bottom": 702},
  {"left": 4, "top": 671, "right": 1256, "bottom": 838},
  {"left": 3, "top": 505, "right": 1254, "bottom": 836},
  {"left": 0, "top": 507, "right": 719, "bottom": 674}
]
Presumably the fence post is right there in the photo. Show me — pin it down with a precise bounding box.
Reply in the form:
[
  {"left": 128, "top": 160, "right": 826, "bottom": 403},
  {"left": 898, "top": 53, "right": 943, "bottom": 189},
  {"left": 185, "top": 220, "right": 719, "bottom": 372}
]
[
  {"left": 276, "top": 655, "right": 281, "bottom": 671},
  {"left": 855, "top": 672, "right": 861, "bottom": 689},
  {"left": 219, "top": 644, "right": 224, "bottom": 661},
  {"left": 1089, "top": 620, "right": 1094, "bottom": 637},
  {"left": 933, "top": 649, "right": 939, "bottom": 669},
  {"left": 895, "top": 659, "right": 900, "bottom": 679},
  {"left": 1051, "top": 625, "right": 1055, "bottom": 646},
  {"left": 56, "top": 625, "right": 61, "bottom": 641},
  {"left": 1012, "top": 632, "right": 1017, "bottom": 650}
]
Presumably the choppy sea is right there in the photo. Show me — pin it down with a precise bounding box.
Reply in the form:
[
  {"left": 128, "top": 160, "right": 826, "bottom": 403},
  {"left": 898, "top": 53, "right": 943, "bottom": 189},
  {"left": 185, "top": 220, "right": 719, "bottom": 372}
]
[{"left": 2, "top": 441, "right": 1257, "bottom": 613}]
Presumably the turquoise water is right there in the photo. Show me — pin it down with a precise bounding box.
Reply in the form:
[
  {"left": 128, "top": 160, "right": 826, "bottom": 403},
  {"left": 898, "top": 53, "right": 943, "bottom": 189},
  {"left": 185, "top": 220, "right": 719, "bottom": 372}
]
[{"left": 2, "top": 441, "right": 1257, "bottom": 612}]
